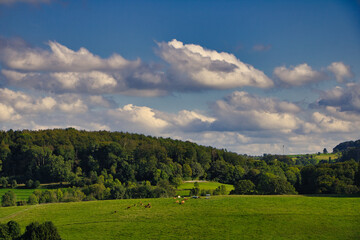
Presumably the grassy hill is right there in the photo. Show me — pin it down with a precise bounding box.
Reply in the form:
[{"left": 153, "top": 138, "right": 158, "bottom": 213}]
[{"left": 0, "top": 195, "right": 359, "bottom": 239}]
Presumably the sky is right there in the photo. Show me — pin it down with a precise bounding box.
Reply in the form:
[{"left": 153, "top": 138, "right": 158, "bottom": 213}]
[{"left": 0, "top": 0, "right": 359, "bottom": 155}]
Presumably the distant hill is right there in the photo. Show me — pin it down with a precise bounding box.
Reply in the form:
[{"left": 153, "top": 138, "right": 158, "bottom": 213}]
[
  {"left": 333, "top": 139, "right": 360, "bottom": 162},
  {"left": 333, "top": 139, "right": 360, "bottom": 153}
]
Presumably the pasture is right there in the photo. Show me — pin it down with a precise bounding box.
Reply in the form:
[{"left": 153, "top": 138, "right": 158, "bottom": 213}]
[
  {"left": 0, "top": 195, "right": 359, "bottom": 239},
  {"left": 176, "top": 181, "right": 234, "bottom": 196},
  {"left": 0, "top": 188, "right": 43, "bottom": 201}
]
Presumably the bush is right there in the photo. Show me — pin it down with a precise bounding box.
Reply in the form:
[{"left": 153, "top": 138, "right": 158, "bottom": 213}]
[
  {"left": 190, "top": 187, "right": 200, "bottom": 196},
  {"left": 0, "top": 177, "right": 8, "bottom": 188},
  {"left": 22, "top": 221, "right": 61, "bottom": 240},
  {"left": 33, "top": 180, "right": 41, "bottom": 189},
  {"left": 7, "top": 220, "right": 20, "bottom": 239},
  {"left": 28, "top": 194, "right": 39, "bottom": 205},
  {"left": 1, "top": 190, "right": 16, "bottom": 207},
  {"left": 232, "top": 180, "right": 256, "bottom": 195},
  {"left": 0, "top": 223, "right": 10, "bottom": 239},
  {"left": 17, "top": 200, "right": 27, "bottom": 206},
  {"left": 11, "top": 180, "right": 17, "bottom": 189},
  {"left": 26, "top": 179, "right": 34, "bottom": 189}
]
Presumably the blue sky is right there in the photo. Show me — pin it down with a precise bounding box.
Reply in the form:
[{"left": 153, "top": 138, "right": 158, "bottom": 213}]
[{"left": 0, "top": 0, "right": 359, "bottom": 155}]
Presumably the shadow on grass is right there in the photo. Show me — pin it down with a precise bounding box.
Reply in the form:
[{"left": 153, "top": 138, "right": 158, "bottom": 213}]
[{"left": 301, "top": 194, "right": 360, "bottom": 198}]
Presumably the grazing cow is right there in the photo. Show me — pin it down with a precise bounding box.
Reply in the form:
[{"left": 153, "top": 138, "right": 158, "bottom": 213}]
[
  {"left": 175, "top": 200, "right": 179, "bottom": 203},
  {"left": 126, "top": 206, "right": 131, "bottom": 209},
  {"left": 180, "top": 200, "right": 185, "bottom": 204},
  {"left": 145, "top": 203, "right": 151, "bottom": 208}
]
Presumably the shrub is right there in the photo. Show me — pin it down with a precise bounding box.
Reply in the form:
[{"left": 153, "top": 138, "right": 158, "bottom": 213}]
[
  {"left": 7, "top": 220, "right": 20, "bottom": 239},
  {"left": 33, "top": 180, "right": 41, "bottom": 189},
  {"left": 11, "top": 180, "right": 17, "bottom": 189},
  {"left": 22, "top": 221, "right": 61, "bottom": 240},
  {"left": 232, "top": 180, "right": 256, "bottom": 195},
  {"left": 26, "top": 179, "right": 34, "bottom": 189},
  {"left": 28, "top": 194, "right": 39, "bottom": 205},
  {"left": 17, "top": 200, "right": 27, "bottom": 206},
  {"left": 0, "top": 223, "right": 10, "bottom": 239},
  {"left": 0, "top": 177, "right": 8, "bottom": 188},
  {"left": 1, "top": 190, "right": 16, "bottom": 207}
]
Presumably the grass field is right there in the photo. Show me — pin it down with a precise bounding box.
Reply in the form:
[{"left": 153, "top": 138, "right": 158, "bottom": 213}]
[
  {"left": 290, "top": 153, "right": 341, "bottom": 164},
  {"left": 0, "top": 188, "right": 45, "bottom": 201},
  {"left": 0, "top": 195, "right": 359, "bottom": 239},
  {"left": 176, "top": 181, "right": 234, "bottom": 196}
]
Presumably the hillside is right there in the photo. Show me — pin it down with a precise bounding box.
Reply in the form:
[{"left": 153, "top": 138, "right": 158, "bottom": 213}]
[
  {"left": 0, "top": 129, "right": 359, "bottom": 198},
  {"left": 1, "top": 196, "right": 359, "bottom": 240}
]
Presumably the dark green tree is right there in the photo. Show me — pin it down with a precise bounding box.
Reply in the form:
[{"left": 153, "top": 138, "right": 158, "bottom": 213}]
[
  {"left": 7, "top": 220, "right": 21, "bottom": 239},
  {"left": 22, "top": 221, "right": 61, "bottom": 240},
  {"left": 232, "top": 180, "right": 256, "bottom": 195},
  {"left": 1, "top": 190, "right": 16, "bottom": 207}
]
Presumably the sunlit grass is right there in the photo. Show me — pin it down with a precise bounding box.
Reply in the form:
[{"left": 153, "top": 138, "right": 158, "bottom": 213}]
[{"left": 1, "top": 195, "right": 358, "bottom": 240}]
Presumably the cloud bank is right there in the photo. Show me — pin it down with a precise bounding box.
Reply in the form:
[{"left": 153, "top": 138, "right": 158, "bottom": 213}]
[{"left": 0, "top": 36, "right": 358, "bottom": 155}]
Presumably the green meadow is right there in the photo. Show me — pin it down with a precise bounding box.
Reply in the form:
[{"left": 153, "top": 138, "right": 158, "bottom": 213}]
[
  {"left": 0, "top": 195, "right": 359, "bottom": 240},
  {"left": 176, "top": 181, "right": 234, "bottom": 196},
  {"left": 0, "top": 188, "right": 44, "bottom": 201}
]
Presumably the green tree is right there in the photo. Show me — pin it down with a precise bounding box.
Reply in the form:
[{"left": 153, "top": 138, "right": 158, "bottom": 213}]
[
  {"left": 183, "top": 164, "right": 192, "bottom": 178},
  {"left": 0, "top": 177, "right": 8, "bottom": 188},
  {"left": 22, "top": 221, "right": 61, "bottom": 240},
  {"left": 33, "top": 180, "right": 40, "bottom": 188},
  {"left": 233, "top": 180, "right": 256, "bottom": 194},
  {"left": 26, "top": 179, "right": 34, "bottom": 189},
  {"left": 1, "top": 190, "right": 16, "bottom": 207},
  {"left": 28, "top": 194, "right": 39, "bottom": 205},
  {"left": 0, "top": 223, "right": 9, "bottom": 239},
  {"left": 257, "top": 173, "right": 297, "bottom": 195},
  {"left": 11, "top": 179, "right": 17, "bottom": 189},
  {"left": 7, "top": 220, "right": 20, "bottom": 239}
]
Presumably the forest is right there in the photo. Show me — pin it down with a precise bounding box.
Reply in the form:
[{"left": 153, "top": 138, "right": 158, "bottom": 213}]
[{"left": 0, "top": 128, "right": 359, "bottom": 203}]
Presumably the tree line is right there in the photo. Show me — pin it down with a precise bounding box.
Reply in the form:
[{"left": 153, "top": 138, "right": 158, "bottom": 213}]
[{"left": 0, "top": 129, "right": 359, "bottom": 197}]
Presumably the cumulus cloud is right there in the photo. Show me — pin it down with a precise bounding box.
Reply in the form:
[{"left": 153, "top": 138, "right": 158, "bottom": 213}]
[
  {"left": 0, "top": 38, "right": 276, "bottom": 96},
  {"left": 157, "top": 39, "right": 273, "bottom": 90},
  {"left": 0, "top": 38, "right": 165, "bottom": 95},
  {"left": 0, "top": 39, "right": 136, "bottom": 72},
  {"left": 327, "top": 62, "right": 353, "bottom": 82},
  {"left": 316, "top": 83, "right": 360, "bottom": 112},
  {"left": 0, "top": 88, "right": 112, "bottom": 131},
  {"left": 311, "top": 112, "right": 353, "bottom": 133},
  {"left": 108, "top": 104, "right": 216, "bottom": 135},
  {"left": 210, "top": 91, "right": 302, "bottom": 131},
  {"left": 274, "top": 63, "right": 326, "bottom": 86}
]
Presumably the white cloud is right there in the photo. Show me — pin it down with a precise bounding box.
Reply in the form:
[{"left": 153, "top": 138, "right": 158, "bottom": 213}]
[
  {"left": 0, "top": 38, "right": 166, "bottom": 96},
  {"left": 108, "top": 104, "right": 169, "bottom": 134},
  {"left": 211, "top": 91, "right": 302, "bottom": 131},
  {"left": 312, "top": 112, "right": 352, "bottom": 133},
  {"left": 0, "top": 40, "right": 137, "bottom": 72},
  {"left": 158, "top": 39, "right": 273, "bottom": 89},
  {"left": 317, "top": 83, "right": 360, "bottom": 112},
  {"left": 274, "top": 63, "right": 325, "bottom": 86},
  {"left": 327, "top": 62, "right": 353, "bottom": 82},
  {"left": 58, "top": 99, "right": 88, "bottom": 113},
  {"left": 0, "top": 103, "right": 19, "bottom": 121}
]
